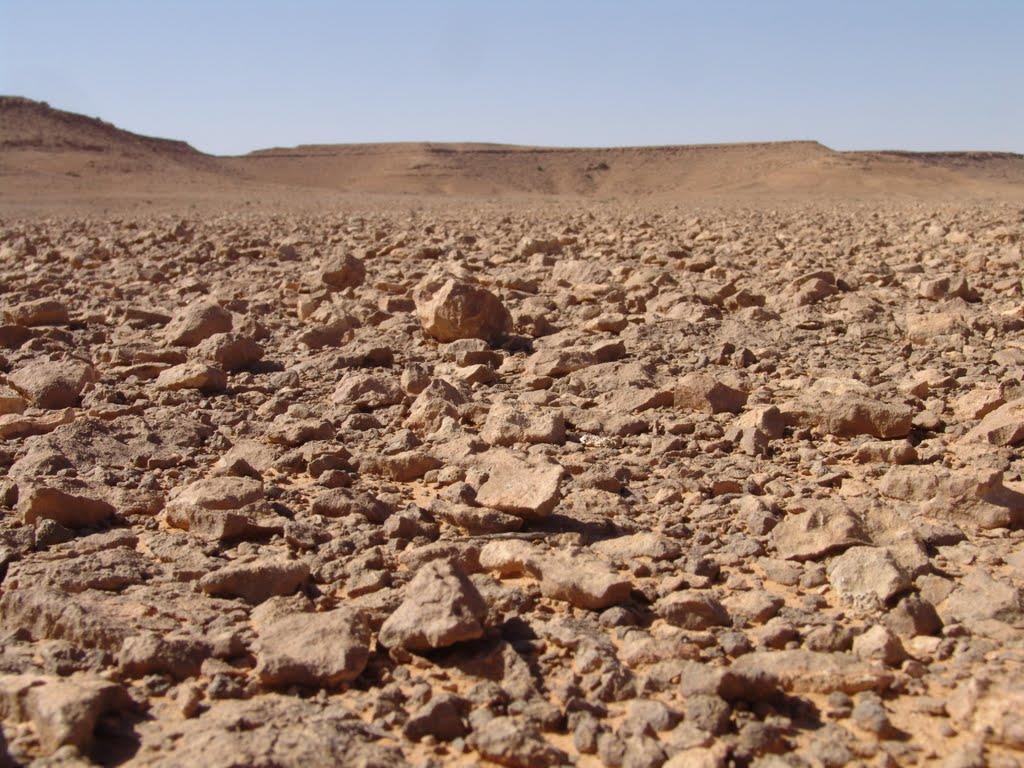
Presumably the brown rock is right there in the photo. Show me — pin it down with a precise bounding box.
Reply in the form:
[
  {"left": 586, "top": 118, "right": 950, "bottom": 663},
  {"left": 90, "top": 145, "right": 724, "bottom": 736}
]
[
  {"left": 475, "top": 450, "right": 563, "bottom": 519},
  {"left": 199, "top": 558, "right": 310, "bottom": 604},
  {"left": 165, "top": 298, "right": 233, "bottom": 347},
  {"left": 24, "top": 677, "right": 131, "bottom": 754},
  {"left": 5, "top": 298, "right": 69, "bottom": 327},
  {"left": 729, "top": 650, "right": 892, "bottom": 695},
  {"left": 674, "top": 372, "right": 747, "bottom": 414},
  {"left": 193, "top": 332, "right": 263, "bottom": 372},
  {"left": 415, "top": 279, "right": 512, "bottom": 343},
  {"left": 962, "top": 398, "right": 1024, "bottom": 446},
  {"left": 8, "top": 359, "right": 94, "bottom": 409},
  {"left": 17, "top": 479, "right": 116, "bottom": 528},
  {"left": 320, "top": 252, "right": 366, "bottom": 289},
  {"left": 481, "top": 403, "right": 565, "bottom": 446},
  {"left": 155, "top": 361, "right": 227, "bottom": 392},
  {"left": 255, "top": 609, "right": 370, "bottom": 687},
  {"left": 826, "top": 546, "right": 911, "bottom": 606},
  {"left": 378, "top": 560, "right": 487, "bottom": 652},
  {"left": 771, "top": 504, "right": 868, "bottom": 561},
  {"left": 656, "top": 590, "right": 730, "bottom": 630}
]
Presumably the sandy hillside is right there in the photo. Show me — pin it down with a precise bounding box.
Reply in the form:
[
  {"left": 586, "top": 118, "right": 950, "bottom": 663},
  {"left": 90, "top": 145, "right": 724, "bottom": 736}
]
[{"left": 3, "top": 97, "right": 1024, "bottom": 207}]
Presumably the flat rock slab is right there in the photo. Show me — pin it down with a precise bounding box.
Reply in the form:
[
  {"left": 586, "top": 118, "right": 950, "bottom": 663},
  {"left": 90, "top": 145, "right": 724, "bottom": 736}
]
[{"left": 474, "top": 450, "right": 564, "bottom": 519}]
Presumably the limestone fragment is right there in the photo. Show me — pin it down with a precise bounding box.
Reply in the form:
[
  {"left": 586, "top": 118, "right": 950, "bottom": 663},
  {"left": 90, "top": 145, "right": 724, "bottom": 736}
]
[
  {"left": 378, "top": 560, "right": 487, "bottom": 652},
  {"left": 415, "top": 279, "right": 512, "bottom": 343}
]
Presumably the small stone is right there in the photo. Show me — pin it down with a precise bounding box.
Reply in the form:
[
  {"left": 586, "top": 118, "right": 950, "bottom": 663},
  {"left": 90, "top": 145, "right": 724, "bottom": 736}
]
[
  {"left": 164, "top": 298, "right": 233, "bottom": 347},
  {"left": 415, "top": 279, "right": 512, "bottom": 344},
  {"left": 827, "top": 546, "right": 910, "bottom": 607},
  {"left": 674, "top": 372, "right": 747, "bottom": 414},
  {"left": 656, "top": 590, "right": 730, "bottom": 630},
  {"left": 199, "top": 558, "right": 310, "bottom": 603},
  {"left": 470, "top": 715, "right": 569, "bottom": 768},
  {"left": 18, "top": 479, "right": 116, "bottom": 528},
  {"left": 8, "top": 360, "right": 94, "bottom": 409},
  {"left": 378, "top": 560, "right": 487, "bottom": 652},
  {"left": 155, "top": 361, "right": 227, "bottom": 392},
  {"left": 5, "top": 298, "right": 69, "bottom": 327},
  {"left": 255, "top": 609, "right": 370, "bottom": 687},
  {"left": 320, "top": 252, "right": 366, "bottom": 289},
  {"left": 475, "top": 450, "right": 563, "bottom": 519}
]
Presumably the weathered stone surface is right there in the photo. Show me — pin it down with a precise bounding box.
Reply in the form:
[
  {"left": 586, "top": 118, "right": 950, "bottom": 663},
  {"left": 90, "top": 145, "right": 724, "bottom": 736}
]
[
  {"left": 378, "top": 560, "right": 487, "bottom": 651},
  {"left": 194, "top": 332, "right": 263, "bottom": 372},
  {"left": 415, "top": 279, "right": 512, "bottom": 343},
  {"left": 155, "top": 360, "right": 227, "bottom": 392},
  {"left": 729, "top": 650, "right": 893, "bottom": 694},
  {"left": 474, "top": 450, "right": 563, "bottom": 519},
  {"left": 17, "top": 479, "right": 116, "bottom": 527},
  {"left": 879, "top": 465, "right": 1024, "bottom": 529},
  {"left": 771, "top": 505, "right": 868, "bottom": 561},
  {"left": 784, "top": 378, "right": 914, "bottom": 438},
  {"left": 481, "top": 402, "right": 565, "bottom": 445},
  {"left": 320, "top": 252, "right": 366, "bottom": 290},
  {"left": 18, "top": 676, "right": 131, "bottom": 754},
  {"left": 199, "top": 558, "right": 310, "bottom": 603},
  {"left": 255, "top": 609, "right": 370, "bottom": 687},
  {"left": 5, "top": 298, "right": 69, "bottom": 327},
  {"left": 674, "top": 372, "right": 747, "bottom": 414},
  {"left": 164, "top": 476, "right": 283, "bottom": 541},
  {"left": 656, "top": 590, "right": 730, "bottom": 630},
  {"left": 962, "top": 398, "right": 1024, "bottom": 446},
  {"left": 165, "top": 298, "right": 233, "bottom": 347},
  {"left": 8, "top": 359, "right": 94, "bottom": 409},
  {"left": 470, "top": 716, "right": 569, "bottom": 768},
  {"left": 827, "top": 546, "right": 910, "bottom": 606}
]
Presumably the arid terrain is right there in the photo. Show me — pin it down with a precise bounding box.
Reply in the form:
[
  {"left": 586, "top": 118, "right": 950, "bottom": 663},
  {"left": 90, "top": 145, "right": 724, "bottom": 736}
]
[{"left": 0, "top": 96, "right": 1022, "bottom": 767}]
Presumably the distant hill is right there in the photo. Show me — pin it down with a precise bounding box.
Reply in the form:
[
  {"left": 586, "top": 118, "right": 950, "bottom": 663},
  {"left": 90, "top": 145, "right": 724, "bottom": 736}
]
[{"left": 2, "top": 96, "right": 1022, "bottom": 205}]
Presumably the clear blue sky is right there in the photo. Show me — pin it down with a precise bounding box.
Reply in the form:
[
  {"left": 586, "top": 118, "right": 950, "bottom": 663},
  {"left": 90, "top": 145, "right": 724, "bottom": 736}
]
[{"left": 1, "top": 1, "right": 1021, "bottom": 155}]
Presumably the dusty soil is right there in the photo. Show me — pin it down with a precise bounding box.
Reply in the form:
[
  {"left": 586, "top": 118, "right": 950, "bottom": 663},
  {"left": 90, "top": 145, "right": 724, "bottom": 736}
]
[{"left": 0, "top": 97, "right": 1022, "bottom": 767}]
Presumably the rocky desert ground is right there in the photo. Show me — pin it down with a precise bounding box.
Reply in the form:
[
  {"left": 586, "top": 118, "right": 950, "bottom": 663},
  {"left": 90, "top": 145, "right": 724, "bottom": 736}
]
[{"left": 0, "top": 97, "right": 1023, "bottom": 767}]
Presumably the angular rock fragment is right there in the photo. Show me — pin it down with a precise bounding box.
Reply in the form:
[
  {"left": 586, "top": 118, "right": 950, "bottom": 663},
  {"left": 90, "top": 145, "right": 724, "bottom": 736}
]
[
  {"left": 17, "top": 479, "right": 116, "bottom": 528},
  {"left": 5, "top": 298, "right": 69, "bottom": 327},
  {"left": 18, "top": 676, "right": 131, "bottom": 754},
  {"left": 674, "top": 372, "right": 747, "bottom": 414},
  {"left": 378, "top": 560, "right": 487, "bottom": 652},
  {"left": 164, "top": 298, "right": 233, "bottom": 347},
  {"left": 165, "top": 476, "right": 283, "bottom": 541},
  {"left": 470, "top": 716, "right": 569, "bottom": 768},
  {"left": 8, "top": 359, "right": 94, "bottom": 409},
  {"left": 194, "top": 332, "right": 263, "bottom": 371},
  {"left": 656, "top": 590, "right": 730, "bottom": 630},
  {"left": 199, "top": 558, "right": 310, "bottom": 604},
  {"left": 320, "top": 251, "right": 366, "bottom": 290},
  {"left": 826, "top": 546, "right": 910, "bottom": 606},
  {"left": 479, "top": 541, "right": 631, "bottom": 610},
  {"left": 771, "top": 504, "right": 868, "bottom": 560},
  {"left": 481, "top": 402, "right": 565, "bottom": 446},
  {"left": 879, "top": 465, "right": 1024, "bottom": 529},
  {"left": 118, "top": 634, "right": 210, "bottom": 680},
  {"left": 962, "top": 398, "right": 1024, "bottom": 446},
  {"left": 255, "top": 609, "right": 370, "bottom": 687},
  {"left": 155, "top": 361, "right": 227, "bottom": 392},
  {"left": 475, "top": 450, "right": 563, "bottom": 519},
  {"left": 415, "top": 279, "right": 512, "bottom": 343},
  {"left": 784, "top": 378, "right": 914, "bottom": 438},
  {"left": 729, "top": 650, "right": 892, "bottom": 695}
]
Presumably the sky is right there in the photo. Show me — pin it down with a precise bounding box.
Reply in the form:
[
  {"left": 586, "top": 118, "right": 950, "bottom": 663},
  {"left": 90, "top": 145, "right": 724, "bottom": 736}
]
[{"left": 1, "top": 0, "right": 1021, "bottom": 155}]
